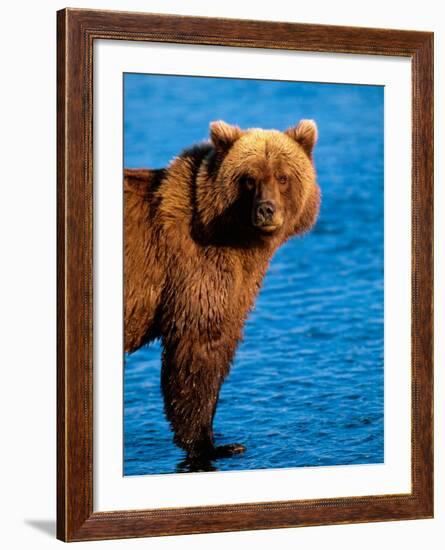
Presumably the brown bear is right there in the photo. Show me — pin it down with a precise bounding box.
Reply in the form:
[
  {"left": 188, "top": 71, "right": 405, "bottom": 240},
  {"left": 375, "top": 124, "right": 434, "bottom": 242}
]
[{"left": 124, "top": 120, "right": 320, "bottom": 462}]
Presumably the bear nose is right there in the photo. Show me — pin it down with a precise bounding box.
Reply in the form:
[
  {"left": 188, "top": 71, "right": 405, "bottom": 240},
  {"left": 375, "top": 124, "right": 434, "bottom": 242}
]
[{"left": 256, "top": 200, "right": 276, "bottom": 223}]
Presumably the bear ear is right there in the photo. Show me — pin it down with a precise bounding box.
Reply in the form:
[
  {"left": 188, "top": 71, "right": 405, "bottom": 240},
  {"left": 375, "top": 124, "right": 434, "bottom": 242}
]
[
  {"left": 210, "top": 120, "right": 243, "bottom": 152},
  {"left": 285, "top": 119, "right": 318, "bottom": 157}
]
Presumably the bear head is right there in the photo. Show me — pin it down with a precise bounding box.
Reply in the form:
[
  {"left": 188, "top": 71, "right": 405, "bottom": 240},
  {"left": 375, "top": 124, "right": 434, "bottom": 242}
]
[{"left": 197, "top": 120, "right": 320, "bottom": 246}]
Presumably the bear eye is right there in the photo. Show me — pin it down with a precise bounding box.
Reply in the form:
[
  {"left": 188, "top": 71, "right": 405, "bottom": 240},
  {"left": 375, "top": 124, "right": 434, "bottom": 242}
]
[
  {"left": 243, "top": 176, "right": 256, "bottom": 191},
  {"left": 277, "top": 174, "right": 289, "bottom": 186}
]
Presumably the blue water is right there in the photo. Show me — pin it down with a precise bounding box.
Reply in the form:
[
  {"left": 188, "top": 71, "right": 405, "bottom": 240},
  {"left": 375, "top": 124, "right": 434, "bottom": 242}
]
[{"left": 123, "top": 74, "right": 384, "bottom": 475}]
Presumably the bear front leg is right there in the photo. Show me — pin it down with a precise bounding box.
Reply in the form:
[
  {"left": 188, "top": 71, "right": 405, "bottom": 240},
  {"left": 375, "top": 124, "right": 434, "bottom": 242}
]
[{"left": 161, "top": 340, "right": 245, "bottom": 460}]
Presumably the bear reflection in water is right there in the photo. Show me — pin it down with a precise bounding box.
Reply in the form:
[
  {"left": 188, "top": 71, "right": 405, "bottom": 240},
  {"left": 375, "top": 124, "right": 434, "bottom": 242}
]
[{"left": 124, "top": 120, "right": 320, "bottom": 469}]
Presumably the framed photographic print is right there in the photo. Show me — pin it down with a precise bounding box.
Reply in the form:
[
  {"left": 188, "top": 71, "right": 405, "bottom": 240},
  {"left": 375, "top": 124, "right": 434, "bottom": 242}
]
[{"left": 57, "top": 8, "right": 434, "bottom": 542}]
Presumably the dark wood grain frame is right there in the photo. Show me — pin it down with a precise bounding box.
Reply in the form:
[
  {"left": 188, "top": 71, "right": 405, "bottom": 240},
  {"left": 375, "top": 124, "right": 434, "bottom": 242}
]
[{"left": 57, "top": 7, "right": 434, "bottom": 542}]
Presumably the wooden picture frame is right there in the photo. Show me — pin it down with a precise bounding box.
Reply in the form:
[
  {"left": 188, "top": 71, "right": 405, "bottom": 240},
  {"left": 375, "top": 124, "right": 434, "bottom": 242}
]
[{"left": 57, "top": 8, "right": 434, "bottom": 542}]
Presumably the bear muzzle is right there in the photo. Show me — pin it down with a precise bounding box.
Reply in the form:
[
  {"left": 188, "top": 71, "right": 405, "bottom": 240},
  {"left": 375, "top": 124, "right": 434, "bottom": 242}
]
[{"left": 252, "top": 200, "right": 283, "bottom": 233}]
